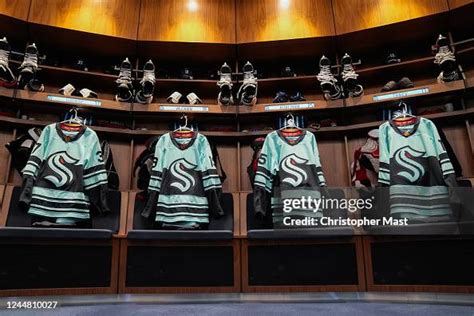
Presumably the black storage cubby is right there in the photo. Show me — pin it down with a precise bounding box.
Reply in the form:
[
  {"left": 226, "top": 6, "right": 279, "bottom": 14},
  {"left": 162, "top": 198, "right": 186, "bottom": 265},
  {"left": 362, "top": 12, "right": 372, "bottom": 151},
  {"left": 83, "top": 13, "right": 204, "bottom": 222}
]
[
  {"left": 0, "top": 242, "right": 112, "bottom": 290},
  {"left": 248, "top": 243, "right": 358, "bottom": 286},
  {"left": 126, "top": 244, "right": 234, "bottom": 287},
  {"left": 371, "top": 239, "right": 474, "bottom": 286}
]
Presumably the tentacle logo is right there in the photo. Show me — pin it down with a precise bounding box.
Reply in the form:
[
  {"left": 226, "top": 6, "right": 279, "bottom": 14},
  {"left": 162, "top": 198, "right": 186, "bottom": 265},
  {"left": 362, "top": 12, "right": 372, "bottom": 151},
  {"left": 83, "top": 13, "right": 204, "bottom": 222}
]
[
  {"left": 281, "top": 154, "right": 308, "bottom": 187},
  {"left": 170, "top": 158, "right": 197, "bottom": 192},
  {"left": 44, "top": 151, "right": 80, "bottom": 188},
  {"left": 394, "top": 146, "right": 426, "bottom": 182}
]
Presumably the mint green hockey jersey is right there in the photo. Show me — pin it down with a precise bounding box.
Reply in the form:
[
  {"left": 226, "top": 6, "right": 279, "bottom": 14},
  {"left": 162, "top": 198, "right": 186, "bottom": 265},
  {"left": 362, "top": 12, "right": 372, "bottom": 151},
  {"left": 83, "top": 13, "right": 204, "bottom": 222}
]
[
  {"left": 20, "top": 123, "right": 109, "bottom": 221},
  {"left": 141, "top": 132, "right": 224, "bottom": 227},
  {"left": 253, "top": 130, "right": 326, "bottom": 226},
  {"left": 378, "top": 117, "right": 457, "bottom": 219}
]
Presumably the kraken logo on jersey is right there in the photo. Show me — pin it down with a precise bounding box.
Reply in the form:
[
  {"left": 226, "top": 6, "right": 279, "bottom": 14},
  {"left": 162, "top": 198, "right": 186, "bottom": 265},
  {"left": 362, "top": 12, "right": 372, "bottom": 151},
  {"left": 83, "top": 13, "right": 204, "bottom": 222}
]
[
  {"left": 170, "top": 158, "right": 198, "bottom": 192},
  {"left": 280, "top": 154, "right": 309, "bottom": 187},
  {"left": 44, "top": 151, "right": 80, "bottom": 188},
  {"left": 393, "top": 146, "right": 426, "bottom": 182}
]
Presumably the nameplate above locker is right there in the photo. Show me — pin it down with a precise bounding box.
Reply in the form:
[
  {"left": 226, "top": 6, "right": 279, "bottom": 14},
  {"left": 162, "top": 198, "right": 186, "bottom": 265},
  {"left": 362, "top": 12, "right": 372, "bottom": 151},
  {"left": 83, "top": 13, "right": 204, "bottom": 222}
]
[
  {"left": 159, "top": 106, "right": 209, "bottom": 112},
  {"left": 373, "top": 88, "right": 430, "bottom": 102},
  {"left": 47, "top": 95, "right": 102, "bottom": 107},
  {"left": 264, "top": 103, "right": 315, "bottom": 111}
]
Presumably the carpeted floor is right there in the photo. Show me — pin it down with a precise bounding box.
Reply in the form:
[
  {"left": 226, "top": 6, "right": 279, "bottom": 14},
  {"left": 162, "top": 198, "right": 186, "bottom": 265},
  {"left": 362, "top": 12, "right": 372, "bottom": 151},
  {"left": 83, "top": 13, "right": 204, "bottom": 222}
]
[{"left": 1, "top": 302, "right": 474, "bottom": 316}]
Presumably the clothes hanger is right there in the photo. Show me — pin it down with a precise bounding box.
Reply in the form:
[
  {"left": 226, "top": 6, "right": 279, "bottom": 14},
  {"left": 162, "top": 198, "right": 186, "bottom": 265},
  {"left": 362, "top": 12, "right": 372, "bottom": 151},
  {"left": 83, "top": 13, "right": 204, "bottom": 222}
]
[
  {"left": 279, "top": 113, "right": 303, "bottom": 133},
  {"left": 173, "top": 114, "right": 194, "bottom": 137},
  {"left": 393, "top": 101, "right": 416, "bottom": 119},
  {"left": 59, "top": 107, "right": 83, "bottom": 129}
]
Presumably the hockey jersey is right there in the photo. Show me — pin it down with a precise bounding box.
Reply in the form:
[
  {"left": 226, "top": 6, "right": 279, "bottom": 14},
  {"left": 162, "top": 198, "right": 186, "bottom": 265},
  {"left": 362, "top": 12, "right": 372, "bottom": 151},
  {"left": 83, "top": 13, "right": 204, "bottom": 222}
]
[
  {"left": 351, "top": 129, "right": 379, "bottom": 188},
  {"left": 378, "top": 117, "right": 457, "bottom": 219},
  {"left": 19, "top": 123, "right": 109, "bottom": 222},
  {"left": 141, "top": 132, "right": 224, "bottom": 228},
  {"left": 253, "top": 130, "right": 326, "bottom": 226}
]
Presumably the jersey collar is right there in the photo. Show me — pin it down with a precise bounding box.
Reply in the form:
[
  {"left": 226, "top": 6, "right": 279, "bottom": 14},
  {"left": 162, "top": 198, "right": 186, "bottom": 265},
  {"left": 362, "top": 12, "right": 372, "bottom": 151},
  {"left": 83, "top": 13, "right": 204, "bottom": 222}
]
[
  {"left": 170, "top": 131, "right": 197, "bottom": 150},
  {"left": 55, "top": 123, "right": 86, "bottom": 142},
  {"left": 389, "top": 117, "right": 420, "bottom": 137},
  {"left": 277, "top": 129, "right": 306, "bottom": 146}
]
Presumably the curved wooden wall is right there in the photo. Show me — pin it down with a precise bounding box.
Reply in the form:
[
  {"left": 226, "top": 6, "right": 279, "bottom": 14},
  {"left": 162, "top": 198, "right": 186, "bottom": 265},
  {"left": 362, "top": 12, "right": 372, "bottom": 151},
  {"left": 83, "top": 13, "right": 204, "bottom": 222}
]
[
  {"left": 332, "top": 0, "right": 448, "bottom": 34},
  {"left": 27, "top": 0, "right": 140, "bottom": 39},
  {"left": 236, "top": 0, "right": 335, "bottom": 43},
  {"left": 448, "top": 0, "right": 473, "bottom": 9},
  {"left": 1, "top": 0, "right": 472, "bottom": 43},
  {"left": 138, "top": 0, "right": 235, "bottom": 43},
  {"left": 0, "top": 0, "right": 30, "bottom": 21}
]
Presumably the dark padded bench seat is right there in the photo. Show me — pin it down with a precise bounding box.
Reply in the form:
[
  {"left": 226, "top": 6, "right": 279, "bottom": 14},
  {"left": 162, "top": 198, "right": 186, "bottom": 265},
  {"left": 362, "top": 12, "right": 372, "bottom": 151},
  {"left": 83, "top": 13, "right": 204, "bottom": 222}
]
[
  {"left": 246, "top": 192, "right": 354, "bottom": 239},
  {"left": 0, "top": 187, "right": 121, "bottom": 240}
]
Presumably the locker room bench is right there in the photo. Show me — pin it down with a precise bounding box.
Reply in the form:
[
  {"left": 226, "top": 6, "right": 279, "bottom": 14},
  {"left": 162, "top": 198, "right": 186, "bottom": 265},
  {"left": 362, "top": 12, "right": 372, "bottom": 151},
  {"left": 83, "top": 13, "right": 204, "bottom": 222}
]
[
  {"left": 363, "top": 181, "right": 474, "bottom": 235},
  {"left": 245, "top": 191, "right": 354, "bottom": 239},
  {"left": 118, "top": 192, "right": 240, "bottom": 293},
  {"left": 0, "top": 185, "right": 127, "bottom": 296},
  {"left": 240, "top": 192, "right": 365, "bottom": 293}
]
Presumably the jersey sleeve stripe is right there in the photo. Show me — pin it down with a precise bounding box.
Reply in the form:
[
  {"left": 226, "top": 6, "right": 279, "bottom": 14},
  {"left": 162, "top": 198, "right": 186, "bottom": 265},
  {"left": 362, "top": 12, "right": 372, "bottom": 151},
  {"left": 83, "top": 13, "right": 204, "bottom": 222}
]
[
  {"left": 439, "top": 153, "right": 449, "bottom": 160},
  {"left": 204, "top": 184, "right": 222, "bottom": 191},
  {"left": 202, "top": 174, "right": 221, "bottom": 180},
  {"left": 201, "top": 169, "right": 219, "bottom": 177},
  {"left": 26, "top": 160, "right": 40, "bottom": 169},
  {"left": 256, "top": 171, "right": 272, "bottom": 180},
  {"left": 150, "top": 171, "right": 162, "bottom": 177},
  {"left": 256, "top": 167, "right": 273, "bottom": 178},
  {"left": 23, "top": 171, "right": 35, "bottom": 177},
  {"left": 83, "top": 165, "right": 106, "bottom": 176},
  {"left": 28, "top": 156, "right": 42, "bottom": 166},
  {"left": 84, "top": 180, "right": 108, "bottom": 190},
  {"left": 83, "top": 169, "right": 107, "bottom": 179}
]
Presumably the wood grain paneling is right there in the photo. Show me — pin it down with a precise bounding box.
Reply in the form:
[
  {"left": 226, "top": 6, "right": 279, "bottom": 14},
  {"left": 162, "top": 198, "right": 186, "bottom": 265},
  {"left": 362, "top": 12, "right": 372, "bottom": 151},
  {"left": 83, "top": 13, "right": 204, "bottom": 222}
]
[
  {"left": 138, "top": 0, "right": 235, "bottom": 43},
  {"left": 236, "top": 0, "right": 335, "bottom": 43},
  {"left": 0, "top": 130, "right": 14, "bottom": 184},
  {"left": 28, "top": 0, "right": 140, "bottom": 39},
  {"left": 448, "top": 0, "right": 473, "bottom": 9},
  {"left": 442, "top": 124, "right": 474, "bottom": 177},
  {"left": 0, "top": 0, "right": 30, "bottom": 20},
  {"left": 333, "top": 0, "right": 449, "bottom": 34},
  {"left": 318, "top": 137, "right": 349, "bottom": 187},
  {"left": 215, "top": 143, "right": 239, "bottom": 193}
]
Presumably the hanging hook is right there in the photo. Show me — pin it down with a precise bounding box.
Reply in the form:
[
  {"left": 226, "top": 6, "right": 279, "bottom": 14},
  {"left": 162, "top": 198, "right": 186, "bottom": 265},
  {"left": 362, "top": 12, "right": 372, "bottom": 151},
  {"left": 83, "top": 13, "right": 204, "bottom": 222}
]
[{"left": 286, "top": 112, "right": 295, "bottom": 127}]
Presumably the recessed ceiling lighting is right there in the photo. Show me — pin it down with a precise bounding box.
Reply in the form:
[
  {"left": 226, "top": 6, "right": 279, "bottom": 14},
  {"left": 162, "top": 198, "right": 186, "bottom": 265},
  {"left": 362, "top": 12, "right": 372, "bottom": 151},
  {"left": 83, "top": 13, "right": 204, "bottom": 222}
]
[
  {"left": 187, "top": 0, "right": 198, "bottom": 12},
  {"left": 279, "top": 0, "right": 290, "bottom": 10}
]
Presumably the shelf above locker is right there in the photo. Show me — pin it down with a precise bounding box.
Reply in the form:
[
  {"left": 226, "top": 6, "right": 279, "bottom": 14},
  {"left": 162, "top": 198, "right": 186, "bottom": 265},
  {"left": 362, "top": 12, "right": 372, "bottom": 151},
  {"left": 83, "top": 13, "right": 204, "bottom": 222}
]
[
  {"left": 0, "top": 87, "right": 14, "bottom": 98},
  {"left": 238, "top": 99, "right": 344, "bottom": 115},
  {"left": 132, "top": 103, "right": 238, "bottom": 115},
  {"left": 357, "top": 56, "right": 436, "bottom": 77},
  {"left": 14, "top": 90, "right": 132, "bottom": 112},
  {"left": 345, "top": 80, "right": 466, "bottom": 108}
]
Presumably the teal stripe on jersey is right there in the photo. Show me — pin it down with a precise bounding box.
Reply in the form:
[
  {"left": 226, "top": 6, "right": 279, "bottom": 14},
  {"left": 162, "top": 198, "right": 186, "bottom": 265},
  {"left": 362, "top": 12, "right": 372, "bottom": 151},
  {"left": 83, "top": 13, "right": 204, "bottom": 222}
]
[
  {"left": 157, "top": 203, "right": 209, "bottom": 209},
  {"left": 158, "top": 194, "right": 208, "bottom": 206},
  {"left": 28, "top": 207, "right": 90, "bottom": 220},
  {"left": 32, "top": 187, "right": 88, "bottom": 201},
  {"left": 84, "top": 179, "right": 108, "bottom": 190},
  {"left": 83, "top": 172, "right": 107, "bottom": 187},
  {"left": 157, "top": 212, "right": 209, "bottom": 217},
  {"left": 32, "top": 194, "right": 90, "bottom": 205},
  {"left": 156, "top": 214, "right": 209, "bottom": 223},
  {"left": 203, "top": 177, "right": 221, "bottom": 188}
]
